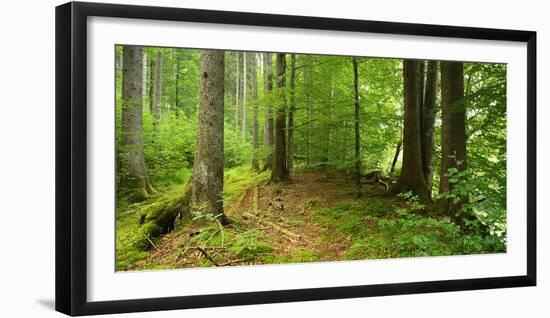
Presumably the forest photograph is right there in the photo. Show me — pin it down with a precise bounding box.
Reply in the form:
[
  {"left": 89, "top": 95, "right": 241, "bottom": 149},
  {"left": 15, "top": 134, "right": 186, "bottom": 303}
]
[{"left": 115, "top": 44, "right": 507, "bottom": 271}]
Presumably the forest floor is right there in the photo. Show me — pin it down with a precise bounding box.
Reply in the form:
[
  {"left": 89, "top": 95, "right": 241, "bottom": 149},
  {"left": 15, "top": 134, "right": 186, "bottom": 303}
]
[{"left": 116, "top": 167, "right": 495, "bottom": 271}]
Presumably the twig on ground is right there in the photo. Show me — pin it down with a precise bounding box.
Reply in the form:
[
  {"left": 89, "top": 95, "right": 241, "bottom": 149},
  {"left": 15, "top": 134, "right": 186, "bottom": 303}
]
[
  {"left": 143, "top": 233, "right": 161, "bottom": 252},
  {"left": 196, "top": 246, "right": 219, "bottom": 266}
]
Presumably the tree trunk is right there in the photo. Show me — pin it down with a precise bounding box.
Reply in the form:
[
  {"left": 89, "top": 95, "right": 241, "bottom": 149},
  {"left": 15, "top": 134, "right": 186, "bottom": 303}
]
[
  {"left": 439, "top": 61, "right": 466, "bottom": 214},
  {"left": 242, "top": 52, "right": 247, "bottom": 139},
  {"left": 175, "top": 57, "right": 180, "bottom": 110},
  {"left": 305, "top": 57, "right": 312, "bottom": 165},
  {"left": 393, "top": 59, "right": 430, "bottom": 201},
  {"left": 235, "top": 52, "right": 240, "bottom": 131},
  {"left": 152, "top": 52, "right": 163, "bottom": 132},
  {"left": 390, "top": 141, "right": 402, "bottom": 174},
  {"left": 142, "top": 49, "right": 230, "bottom": 236},
  {"left": 142, "top": 53, "right": 147, "bottom": 104},
  {"left": 271, "top": 53, "right": 288, "bottom": 182},
  {"left": 120, "top": 46, "right": 153, "bottom": 198},
  {"left": 262, "top": 53, "right": 274, "bottom": 170},
  {"left": 287, "top": 54, "right": 296, "bottom": 173},
  {"left": 352, "top": 57, "right": 362, "bottom": 197},
  {"left": 251, "top": 53, "right": 260, "bottom": 170},
  {"left": 422, "top": 60, "right": 438, "bottom": 194},
  {"left": 191, "top": 50, "right": 230, "bottom": 224},
  {"left": 148, "top": 57, "right": 154, "bottom": 113}
]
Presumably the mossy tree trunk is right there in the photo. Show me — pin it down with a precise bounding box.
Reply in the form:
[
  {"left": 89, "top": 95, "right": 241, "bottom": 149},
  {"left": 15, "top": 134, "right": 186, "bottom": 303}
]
[
  {"left": 120, "top": 45, "right": 153, "bottom": 198},
  {"left": 139, "top": 49, "right": 230, "bottom": 239},
  {"left": 189, "top": 49, "right": 230, "bottom": 225}
]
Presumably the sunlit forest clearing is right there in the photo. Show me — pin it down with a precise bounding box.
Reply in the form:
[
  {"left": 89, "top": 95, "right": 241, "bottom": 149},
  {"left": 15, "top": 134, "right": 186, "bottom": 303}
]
[{"left": 115, "top": 45, "right": 507, "bottom": 271}]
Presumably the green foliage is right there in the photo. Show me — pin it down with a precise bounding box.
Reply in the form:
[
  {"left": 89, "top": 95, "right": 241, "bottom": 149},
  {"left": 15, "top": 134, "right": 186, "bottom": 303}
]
[{"left": 229, "top": 229, "right": 273, "bottom": 261}]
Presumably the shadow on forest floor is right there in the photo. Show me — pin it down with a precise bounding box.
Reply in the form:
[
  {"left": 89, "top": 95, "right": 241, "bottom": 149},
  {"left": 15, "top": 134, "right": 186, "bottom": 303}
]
[{"left": 115, "top": 168, "right": 504, "bottom": 271}]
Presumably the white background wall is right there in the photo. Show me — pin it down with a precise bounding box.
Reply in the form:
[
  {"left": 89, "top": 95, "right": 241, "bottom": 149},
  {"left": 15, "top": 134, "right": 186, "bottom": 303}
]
[{"left": 0, "top": 0, "right": 546, "bottom": 316}]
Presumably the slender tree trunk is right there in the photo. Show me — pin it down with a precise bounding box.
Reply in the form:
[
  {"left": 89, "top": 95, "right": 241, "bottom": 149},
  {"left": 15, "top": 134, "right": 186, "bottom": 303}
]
[
  {"left": 263, "top": 53, "right": 274, "bottom": 170},
  {"left": 152, "top": 52, "right": 163, "bottom": 132},
  {"left": 175, "top": 58, "right": 180, "bottom": 110},
  {"left": 120, "top": 46, "right": 153, "bottom": 197},
  {"left": 142, "top": 53, "right": 147, "bottom": 104},
  {"left": 439, "top": 61, "right": 466, "bottom": 215},
  {"left": 352, "top": 57, "right": 362, "bottom": 197},
  {"left": 242, "top": 52, "right": 247, "bottom": 139},
  {"left": 235, "top": 52, "right": 240, "bottom": 131},
  {"left": 422, "top": 60, "right": 438, "bottom": 194},
  {"left": 390, "top": 141, "right": 402, "bottom": 174},
  {"left": 393, "top": 59, "right": 430, "bottom": 201},
  {"left": 271, "top": 53, "right": 288, "bottom": 182},
  {"left": 305, "top": 59, "right": 312, "bottom": 165},
  {"left": 251, "top": 53, "right": 260, "bottom": 170},
  {"left": 191, "top": 50, "right": 230, "bottom": 225},
  {"left": 287, "top": 54, "right": 296, "bottom": 173},
  {"left": 148, "top": 57, "right": 154, "bottom": 113}
]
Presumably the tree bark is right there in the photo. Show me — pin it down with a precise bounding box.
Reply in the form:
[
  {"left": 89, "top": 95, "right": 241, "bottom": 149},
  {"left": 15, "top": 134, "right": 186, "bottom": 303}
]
[
  {"left": 235, "top": 52, "right": 240, "bottom": 131},
  {"left": 262, "top": 53, "right": 274, "bottom": 170},
  {"left": 393, "top": 59, "right": 430, "bottom": 201},
  {"left": 242, "top": 52, "right": 247, "bottom": 139},
  {"left": 175, "top": 57, "right": 180, "bottom": 109},
  {"left": 120, "top": 46, "right": 153, "bottom": 197},
  {"left": 390, "top": 141, "right": 402, "bottom": 174},
  {"left": 148, "top": 56, "right": 154, "bottom": 113},
  {"left": 251, "top": 53, "right": 260, "bottom": 170},
  {"left": 421, "top": 60, "right": 438, "bottom": 194},
  {"left": 352, "top": 57, "right": 362, "bottom": 197},
  {"left": 191, "top": 49, "right": 230, "bottom": 225},
  {"left": 271, "top": 53, "right": 288, "bottom": 182},
  {"left": 287, "top": 54, "right": 297, "bottom": 173},
  {"left": 439, "top": 61, "right": 466, "bottom": 214},
  {"left": 152, "top": 51, "right": 163, "bottom": 132}
]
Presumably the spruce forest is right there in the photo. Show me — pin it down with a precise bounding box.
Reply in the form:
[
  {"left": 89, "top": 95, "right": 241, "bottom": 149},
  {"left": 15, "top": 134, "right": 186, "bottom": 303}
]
[{"left": 115, "top": 45, "right": 507, "bottom": 271}]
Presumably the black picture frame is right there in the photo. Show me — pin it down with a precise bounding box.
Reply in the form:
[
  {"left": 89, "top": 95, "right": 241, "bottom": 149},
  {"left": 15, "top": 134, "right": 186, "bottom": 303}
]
[{"left": 55, "top": 1, "right": 537, "bottom": 316}]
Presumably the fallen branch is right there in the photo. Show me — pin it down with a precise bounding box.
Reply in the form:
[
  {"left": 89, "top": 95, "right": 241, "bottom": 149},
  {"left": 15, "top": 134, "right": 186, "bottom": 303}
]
[
  {"left": 218, "top": 259, "right": 246, "bottom": 266},
  {"left": 243, "top": 212, "right": 301, "bottom": 240},
  {"left": 196, "top": 246, "right": 219, "bottom": 266},
  {"left": 142, "top": 233, "right": 161, "bottom": 252}
]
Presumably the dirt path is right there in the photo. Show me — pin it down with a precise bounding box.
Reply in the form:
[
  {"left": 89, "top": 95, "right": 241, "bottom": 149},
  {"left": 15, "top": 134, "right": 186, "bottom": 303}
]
[{"left": 130, "top": 170, "right": 387, "bottom": 270}]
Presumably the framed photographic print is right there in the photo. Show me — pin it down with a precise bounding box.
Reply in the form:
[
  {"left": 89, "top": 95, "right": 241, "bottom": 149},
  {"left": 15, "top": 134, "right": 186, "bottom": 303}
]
[{"left": 55, "top": 1, "right": 536, "bottom": 316}]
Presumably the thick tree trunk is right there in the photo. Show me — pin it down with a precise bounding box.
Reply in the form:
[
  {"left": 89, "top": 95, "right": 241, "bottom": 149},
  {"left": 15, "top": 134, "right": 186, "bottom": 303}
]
[
  {"left": 271, "top": 53, "right": 288, "bottom": 182},
  {"left": 262, "top": 53, "right": 274, "bottom": 170},
  {"left": 251, "top": 53, "right": 260, "bottom": 170},
  {"left": 152, "top": 52, "right": 163, "bottom": 132},
  {"left": 139, "top": 50, "right": 230, "bottom": 237},
  {"left": 287, "top": 54, "right": 296, "bottom": 173},
  {"left": 242, "top": 52, "right": 247, "bottom": 139},
  {"left": 190, "top": 50, "right": 230, "bottom": 224},
  {"left": 120, "top": 46, "right": 153, "bottom": 197},
  {"left": 393, "top": 59, "right": 430, "bottom": 201},
  {"left": 352, "top": 57, "right": 362, "bottom": 197},
  {"left": 421, "top": 60, "right": 438, "bottom": 194},
  {"left": 439, "top": 61, "right": 466, "bottom": 214}
]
